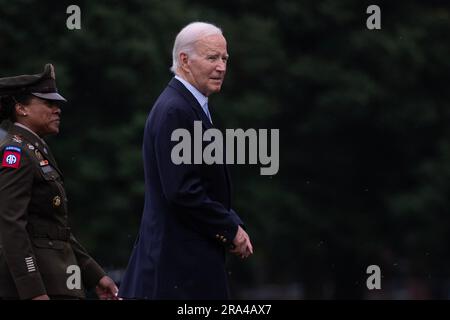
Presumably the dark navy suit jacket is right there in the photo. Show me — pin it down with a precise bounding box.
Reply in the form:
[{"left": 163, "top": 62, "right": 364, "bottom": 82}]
[{"left": 119, "top": 78, "right": 243, "bottom": 299}]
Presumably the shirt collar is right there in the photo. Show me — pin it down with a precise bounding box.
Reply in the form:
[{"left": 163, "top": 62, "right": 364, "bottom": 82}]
[{"left": 174, "top": 75, "right": 209, "bottom": 110}]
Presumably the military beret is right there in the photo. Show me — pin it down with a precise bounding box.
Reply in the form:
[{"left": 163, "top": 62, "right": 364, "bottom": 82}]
[{"left": 0, "top": 64, "right": 66, "bottom": 102}]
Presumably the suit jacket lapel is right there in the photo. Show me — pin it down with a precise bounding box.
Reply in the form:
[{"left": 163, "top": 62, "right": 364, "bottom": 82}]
[
  {"left": 168, "top": 78, "right": 214, "bottom": 130},
  {"left": 168, "top": 78, "right": 232, "bottom": 208}
]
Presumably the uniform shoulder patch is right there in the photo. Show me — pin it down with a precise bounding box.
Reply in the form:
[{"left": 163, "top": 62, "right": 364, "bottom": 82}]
[{"left": 1, "top": 145, "right": 22, "bottom": 169}]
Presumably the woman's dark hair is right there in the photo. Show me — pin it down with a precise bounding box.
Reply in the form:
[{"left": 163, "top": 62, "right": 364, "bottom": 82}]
[{"left": 0, "top": 94, "right": 33, "bottom": 122}]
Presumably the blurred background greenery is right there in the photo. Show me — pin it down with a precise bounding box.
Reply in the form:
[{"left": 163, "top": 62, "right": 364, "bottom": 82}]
[{"left": 1, "top": 0, "right": 449, "bottom": 299}]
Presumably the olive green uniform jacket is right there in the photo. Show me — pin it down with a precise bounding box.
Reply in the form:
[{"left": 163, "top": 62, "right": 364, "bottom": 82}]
[{"left": 0, "top": 124, "right": 105, "bottom": 299}]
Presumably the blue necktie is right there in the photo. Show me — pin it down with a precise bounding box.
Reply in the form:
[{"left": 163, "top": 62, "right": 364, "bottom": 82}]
[{"left": 204, "top": 103, "right": 213, "bottom": 123}]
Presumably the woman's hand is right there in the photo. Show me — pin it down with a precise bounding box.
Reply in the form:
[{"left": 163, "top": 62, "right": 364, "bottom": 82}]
[{"left": 95, "top": 276, "right": 120, "bottom": 300}]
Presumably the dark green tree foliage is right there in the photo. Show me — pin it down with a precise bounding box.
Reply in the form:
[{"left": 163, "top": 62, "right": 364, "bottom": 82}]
[{"left": 1, "top": 0, "right": 449, "bottom": 298}]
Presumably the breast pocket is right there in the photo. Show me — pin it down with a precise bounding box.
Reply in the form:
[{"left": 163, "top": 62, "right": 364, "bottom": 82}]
[{"left": 38, "top": 165, "right": 68, "bottom": 212}]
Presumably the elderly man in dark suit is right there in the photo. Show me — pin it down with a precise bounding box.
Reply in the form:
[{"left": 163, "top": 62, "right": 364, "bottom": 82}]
[{"left": 119, "top": 22, "right": 253, "bottom": 300}]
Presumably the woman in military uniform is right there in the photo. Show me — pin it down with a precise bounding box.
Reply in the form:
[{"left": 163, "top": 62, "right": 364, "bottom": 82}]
[{"left": 0, "top": 64, "right": 119, "bottom": 300}]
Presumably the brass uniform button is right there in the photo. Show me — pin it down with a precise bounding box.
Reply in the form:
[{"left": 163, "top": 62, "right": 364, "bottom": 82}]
[
  {"left": 222, "top": 238, "right": 227, "bottom": 243},
  {"left": 53, "top": 196, "right": 61, "bottom": 207},
  {"left": 216, "top": 234, "right": 220, "bottom": 239}
]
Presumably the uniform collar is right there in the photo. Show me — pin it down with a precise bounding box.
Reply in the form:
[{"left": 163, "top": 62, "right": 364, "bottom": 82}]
[
  {"left": 14, "top": 122, "right": 46, "bottom": 145},
  {"left": 9, "top": 124, "right": 63, "bottom": 177}
]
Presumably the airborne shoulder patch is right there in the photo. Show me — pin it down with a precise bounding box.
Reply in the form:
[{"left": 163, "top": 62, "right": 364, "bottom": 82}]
[{"left": 1, "top": 146, "right": 22, "bottom": 169}]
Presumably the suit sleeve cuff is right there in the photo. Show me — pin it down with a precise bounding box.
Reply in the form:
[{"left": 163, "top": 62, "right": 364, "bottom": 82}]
[{"left": 214, "top": 223, "right": 239, "bottom": 248}]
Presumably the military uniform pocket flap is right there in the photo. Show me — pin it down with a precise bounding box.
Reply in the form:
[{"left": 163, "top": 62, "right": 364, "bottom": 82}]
[{"left": 32, "top": 238, "right": 64, "bottom": 250}]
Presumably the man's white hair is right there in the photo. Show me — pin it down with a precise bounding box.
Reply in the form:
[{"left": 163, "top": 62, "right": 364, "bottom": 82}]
[{"left": 170, "top": 22, "right": 223, "bottom": 74}]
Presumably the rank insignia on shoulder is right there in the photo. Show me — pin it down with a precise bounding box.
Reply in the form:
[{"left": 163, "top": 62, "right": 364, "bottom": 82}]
[
  {"left": 39, "top": 160, "right": 49, "bottom": 166},
  {"left": 12, "top": 135, "right": 23, "bottom": 144},
  {"left": 2, "top": 146, "right": 22, "bottom": 169},
  {"left": 27, "top": 144, "right": 35, "bottom": 150}
]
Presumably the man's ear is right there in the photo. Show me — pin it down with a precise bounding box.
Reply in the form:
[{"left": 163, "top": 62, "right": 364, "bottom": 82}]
[{"left": 180, "top": 52, "right": 190, "bottom": 73}]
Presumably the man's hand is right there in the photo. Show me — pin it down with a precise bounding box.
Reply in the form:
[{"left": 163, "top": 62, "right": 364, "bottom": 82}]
[
  {"left": 32, "top": 294, "right": 50, "bottom": 300},
  {"left": 95, "top": 276, "right": 120, "bottom": 300},
  {"left": 230, "top": 225, "right": 254, "bottom": 259}
]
